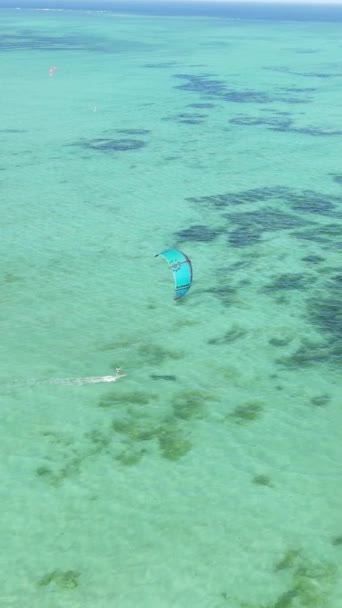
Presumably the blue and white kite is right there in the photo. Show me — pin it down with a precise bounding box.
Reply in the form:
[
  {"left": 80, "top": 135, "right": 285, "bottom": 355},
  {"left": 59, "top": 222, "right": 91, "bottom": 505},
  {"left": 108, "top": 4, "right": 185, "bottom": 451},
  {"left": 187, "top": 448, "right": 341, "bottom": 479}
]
[{"left": 155, "top": 249, "right": 193, "bottom": 300}]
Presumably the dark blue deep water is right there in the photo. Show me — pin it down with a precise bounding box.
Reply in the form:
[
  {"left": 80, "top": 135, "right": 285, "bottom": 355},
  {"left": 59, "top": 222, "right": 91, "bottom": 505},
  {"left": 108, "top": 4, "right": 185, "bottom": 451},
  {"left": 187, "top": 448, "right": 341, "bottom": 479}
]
[{"left": 1, "top": 1, "right": 342, "bottom": 22}]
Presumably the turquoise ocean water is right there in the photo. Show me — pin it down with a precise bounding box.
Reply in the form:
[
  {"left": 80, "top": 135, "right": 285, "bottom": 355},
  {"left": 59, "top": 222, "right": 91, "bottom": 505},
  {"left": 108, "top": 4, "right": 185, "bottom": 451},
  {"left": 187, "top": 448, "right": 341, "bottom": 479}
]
[{"left": 1, "top": 5, "right": 342, "bottom": 607}]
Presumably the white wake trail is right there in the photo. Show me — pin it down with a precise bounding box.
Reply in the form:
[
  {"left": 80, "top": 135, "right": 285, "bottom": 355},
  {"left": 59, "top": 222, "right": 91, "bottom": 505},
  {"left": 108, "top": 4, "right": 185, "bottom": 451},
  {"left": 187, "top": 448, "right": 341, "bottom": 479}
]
[{"left": 1, "top": 369, "right": 126, "bottom": 388}]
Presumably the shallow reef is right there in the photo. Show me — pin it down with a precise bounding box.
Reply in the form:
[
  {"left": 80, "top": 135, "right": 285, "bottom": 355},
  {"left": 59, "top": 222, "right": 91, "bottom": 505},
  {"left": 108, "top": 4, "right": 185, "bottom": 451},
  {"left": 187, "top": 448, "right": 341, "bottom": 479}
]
[
  {"left": 292, "top": 224, "right": 342, "bottom": 248},
  {"left": 235, "top": 549, "right": 338, "bottom": 607},
  {"left": 226, "top": 208, "right": 313, "bottom": 231},
  {"left": 115, "top": 446, "right": 146, "bottom": 466},
  {"left": 175, "top": 224, "right": 223, "bottom": 242},
  {"left": 112, "top": 413, "right": 193, "bottom": 462},
  {"left": 36, "top": 427, "right": 114, "bottom": 485},
  {"left": 38, "top": 569, "right": 80, "bottom": 590},
  {"left": 264, "top": 65, "right": 341, "bottom": 79},
  {"left": 3, "top": 272, "right": 22, "bottom": 283},
  {"left": 158, "top": 424, "right": 193, "bottom": 461},
  {"left": 112, "top": 415, "right": 159, "bottom": 443},
  {"left": 274, "top": 549, "right": 302, "bottom": 572},
  {"left": 36, "top": 455, "right": 84, "bottom": 487},
  {"left": 230, "top": 113, "right": 342, "bottom": 137},
  {"left": 71, "top": 138, "right": 146, "bottom": 152},
  {"left": 115, "top": 128, "right": 150, "bottom": 135},
  {"left": 171, "top": 390, "right": 210, "bottom": 420},
  {"left": 302, "top": 255, "right": 324, "bottom": 264},
  {"left": 286, "top": 191, "right": 340, "bottom": 215},
  {"left": 150, "top": 374, "right": 177, "bottom": 381},
  {"left": 162, "top": 112, "right": 207, "bottom": 124},
  {"left": 286, "top": 126, "right": 342, "bottom": 137},
  {"left": 203, "top": 283, "right": 238, "bottom": 307},
  {"left": 96, "top": 336, "right": 137, "bottom": 351},
  {"left": 187, "top": 187, "right": 283, "bottom": 208},
  {"left": 229, "top": 114, "right": 292, "bottom": 130},
  {"left": 271, "top": 550, "right": 337, "bottom": 608},
  {"left": 0, "top": 128, "right": 27, "bottom": 133},
  {"left": 262, "top": 273, "right": 310, "bottom": 294},
  {"left": 269, "top": 335, "right": 293, "bottom": 347},
  {"left": 0, "top": 32, "right": 87, "bottom": 52},
  {"left": 37, "top": 401, "right": 195, "bottom": 477},
  {"left": 173, "top": 73, "right": 272, "bottom": 103},
  {"left": 304, "top": 273, "right": 341, "bottom": 364},
  {"left": 310, "top": 394, "right": 331, "bottom": 407},
  {"left": 0, "top": 30, "right": 150, "bottom": 53},
  {"left": 98, "top": 390, "right": 151, "bottom": 408},
  {"left": 228, "top": 226, "right": 262, "bottom": 247},
  {"left": 186, "top": 187, "right": 341, "bottom": 234},
  {"left": 36, "top": 465, "right": 62, "bottom": 486},
  {"left": 137, "top": 343, "right": 183, "bottom": 365},
  {"left": 253, "top": 474, "right": 273, "bottom": 488},
  {"left": 331, "top": 535, "right": 342, "bottom": 546},
  {"left": 187, "top": 102, "right": 216, "bottom": 109},
  {"left": 111, "top": 388, "right": 216, "bottom": 463},
  {"left": 308, "top": 292, "right": 341, "bottom": 344},
  {"left": 208, "top": 326, "right": 247, "bottom": 345},
  {"left": 277, "top": 338, "right": 340, "bottom": 369},
  {"left": 143, "top": 61, "right": 178, "bottom": 68},
  {"left": 227, "top": 401, "right": 264, "bottom": 424}
]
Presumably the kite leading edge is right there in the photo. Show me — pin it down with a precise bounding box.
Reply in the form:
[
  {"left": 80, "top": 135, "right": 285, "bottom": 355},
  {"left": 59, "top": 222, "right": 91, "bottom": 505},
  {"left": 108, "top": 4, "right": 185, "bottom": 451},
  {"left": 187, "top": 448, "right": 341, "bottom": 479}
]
[{"left": 155, "top": 249, "right": 193, "bottom": 300}]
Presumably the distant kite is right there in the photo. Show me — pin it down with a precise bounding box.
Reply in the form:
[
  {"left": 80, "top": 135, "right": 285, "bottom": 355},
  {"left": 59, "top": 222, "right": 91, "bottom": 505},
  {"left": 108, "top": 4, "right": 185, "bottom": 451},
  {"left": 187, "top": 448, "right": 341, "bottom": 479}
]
[
  {"left": 48, "top": 66, "right": 59, "bottom": 77},
  {"left": 155, "top": 249, "right": 192, "bottom": 300}
]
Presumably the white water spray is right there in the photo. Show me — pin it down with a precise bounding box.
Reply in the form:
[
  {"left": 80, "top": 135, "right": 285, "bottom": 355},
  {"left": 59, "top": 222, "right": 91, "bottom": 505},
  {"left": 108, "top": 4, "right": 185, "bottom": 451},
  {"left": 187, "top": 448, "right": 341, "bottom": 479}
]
[{"left": 1, "top": 369, "right": 126, "bottom": 388}]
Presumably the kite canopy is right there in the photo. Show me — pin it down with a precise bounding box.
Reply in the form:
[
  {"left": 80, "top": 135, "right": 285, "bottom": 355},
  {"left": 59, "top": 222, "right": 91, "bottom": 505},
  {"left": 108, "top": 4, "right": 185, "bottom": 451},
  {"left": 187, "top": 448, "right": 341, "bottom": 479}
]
[{"left": 155, "top": 249, "right": 192, "bottom": 299}]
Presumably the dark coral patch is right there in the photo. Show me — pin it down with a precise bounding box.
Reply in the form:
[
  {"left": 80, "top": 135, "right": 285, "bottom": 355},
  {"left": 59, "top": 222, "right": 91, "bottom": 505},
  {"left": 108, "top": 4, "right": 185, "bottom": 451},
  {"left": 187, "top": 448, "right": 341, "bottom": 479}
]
[
  {"left": 283, "top": 87, "right": 317, "bottom": 93},
  {"left": 162, "top": 112, "right": 207, "bottom": 124},
  {"left": 269, "top": 336, "right": 293, "bottom": 347},
  {"left": 175, "top": 225, "right": 222, "bottom": 242},
  {"left": 310, "top": 394, "right": 331, "bottom": 407},
  {"left": 208, "top": 326, "right": 246, "bottom": 345},
  {"left": 185, "top": 187, "right": 340, "bottom": 261},
  {"left": 173, "top": 73, "right": 271, "bottom": 103},
  {"left": 187, "top": 187, "right": 287, "bottom": 208},
  {"left": 284, "top": 126, "right": 342, "bottom": 137},
  {"left": 203, "top": 284, "right": 237, "bottom": 306},
  {"left": 187, "top": 103, "right": 216, "bottom": 109},
  {"left": 0, "top": 32, "right": 152, "bottom": 53},
  {"left": 228, "top": 227, "right": 262, "bottom": 247},
  {"left": 277, "top": 341, "right": 340, "bottom": 368},
  {"left": 38, "top": 570, "right": 80, "bottom": 590},
  {"left": 230, "top": 114, "right": 292, "bottom": 130},
  {"left": 150, "top": 374, "right": 177, "bottom": 381},
  {"left": 143, "top": 62, "right": 179, "bottom": 68},
  {"left": 302, "top": 255, "right": 324, "bottom": 264},
  {"left": 226, "top": 208, "right": 311, "bottom": 231},
  {"left": 290, "top": 193, "right": 337, "bottom": 214},
  {"left": 332, "top": 535, "right": 342, "bottom": 546},
  {"left": 264, "top": 66, "right": 341, "bottom": 79},
  {"left": 73, "top": 138, "right": 146, "bottom": 152},
  {"left": 187, "top": 186, "right": 337, "bottom": 218},
  {"left": 262, "top": 273, "right": 310, "bottom": 293},
  {"left": 229, "top": 115, "right": 342, "bottom": 136},
  {"left": 173, "top": 73, "right": 226, "bottom": 96},
  {"left": 308, "top": 295, "right": 342, "bottom": 344},
  {"left": 292, "top": 224, "right": 342, "bottom": 247},
  {"left": 0, "top": 128, "right": 27, "bottom": 133},
  {"left": 278, "top": 269, "right": 341, "bottom": 368},
  {"left": 115, "top": 129, "right": 150, "bottom": 135}
]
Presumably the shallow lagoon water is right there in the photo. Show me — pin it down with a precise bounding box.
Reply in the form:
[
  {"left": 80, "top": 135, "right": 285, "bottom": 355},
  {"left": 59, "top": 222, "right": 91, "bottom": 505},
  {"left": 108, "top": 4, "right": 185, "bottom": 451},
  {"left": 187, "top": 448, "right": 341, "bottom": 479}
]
[{"left": 0, "top": 5, "right": 342, "bottom": 607}]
